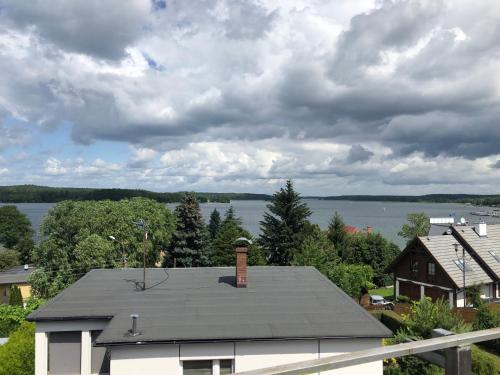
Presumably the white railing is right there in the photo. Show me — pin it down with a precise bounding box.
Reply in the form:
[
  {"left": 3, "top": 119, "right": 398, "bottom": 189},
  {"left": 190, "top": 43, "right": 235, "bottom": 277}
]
[{"left": 232, "top": 327, "right": 500, "bottom": 375}]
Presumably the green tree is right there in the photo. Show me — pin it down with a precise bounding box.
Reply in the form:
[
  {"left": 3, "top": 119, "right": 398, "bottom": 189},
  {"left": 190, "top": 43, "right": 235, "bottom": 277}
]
[
  {"left": 0, "top": 206, "right": 33, "bottom": 249},
  {"left": 398, "top": 212, "right": 431, "bottom": 244},
  {"left": 291, "top": 223, "right": 336, "bottom": 274},
  {"left": 8, "top": 285, "right": 23, "bottom": 307},
  {"left": 0, "top": 321, "right": 35, "bottom": 375},
  {"left": 13, "top": 236, "right": 34, "bottom": 265},
  {"left": 210, "top": 208, "right": 265, "bottom": 267},
  {"left": 208, "top": 209, "right": 221, "bottom": 240},
  {"left": 259, "top": 180, "right": 312, "bottom": 265},
  {"left": 0, "top": 250, "right": 20, "bottom": 271},
  {"left": 74, "top": 234, "right": 115, "bottom": 273},
  {"left": 326, "top": 263, "right": 374, "bottom": 301},
  {"left": 30, "top": 198, "right": 175, "bottom": 298},
  {"left": 165, "top": 193, "right": 208, "bottom": 268},
  {"left": 341, "top": 232, "right": 400, "bottom": 286},
  {"left": 327, "top": 211, "right": 346, "bottom": 250}
]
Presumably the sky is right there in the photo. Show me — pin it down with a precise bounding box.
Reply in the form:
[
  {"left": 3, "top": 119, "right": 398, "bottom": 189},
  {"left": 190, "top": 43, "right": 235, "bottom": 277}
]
[{"left": 0, "top": 0, "right": 500, "bottom": 196}]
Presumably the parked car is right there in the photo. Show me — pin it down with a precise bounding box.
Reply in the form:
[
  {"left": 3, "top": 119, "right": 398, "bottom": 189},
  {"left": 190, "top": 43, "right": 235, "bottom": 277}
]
[{"left": 370, "top": 295, "right": 394, "bottom": 310}]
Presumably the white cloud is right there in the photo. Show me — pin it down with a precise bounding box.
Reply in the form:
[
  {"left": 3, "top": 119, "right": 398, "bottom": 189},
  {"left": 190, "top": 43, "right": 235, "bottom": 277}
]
[
  {"left": 1, "top": 1, "right": 500, "bottom": 194},
  {"left": 44, "top": 157, "right": 67, "bottom": 175}
]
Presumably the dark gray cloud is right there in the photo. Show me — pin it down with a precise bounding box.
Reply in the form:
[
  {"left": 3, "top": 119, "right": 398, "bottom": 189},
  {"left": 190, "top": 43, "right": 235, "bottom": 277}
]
[
  {"left": 1, "top": 0, "right": 500, "bottom": 193},
  {"left": 346, "top": 144, "right": 374, "bottom": 163},
  {"left": 0, "top": 0, "right": 150, "bottom": 60}
]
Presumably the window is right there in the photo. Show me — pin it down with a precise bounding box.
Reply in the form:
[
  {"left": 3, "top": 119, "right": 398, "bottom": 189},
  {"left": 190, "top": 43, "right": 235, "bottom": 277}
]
[
  {"left": 48, "top": 331, "right": 81, "bottom": 375},
  {"left": 427, "top": 262, "right": 436, "bottom": 276},
  {"left": 220, "top": 360, "right": 233, "bottom": 375},
  {"left": 91, "top": 331, "right": 110, "bottom": 375},
  {"left": 489, "top": 250, "right": 500, "bottom": 262},
  {"left": 183, "top": 361, "right": 212, "bottom": 375},
  {"left": 183, "top": 360, "right": 233, "bottom": 375},
  {"left": 427, "top": 262, "right": 436, "bottom": 281},
  {"left": 454, "top": 259, "right": 472, "bottom": 272},
  {"left": 410, "top": 257, "right": 419, "bottom": 277}
]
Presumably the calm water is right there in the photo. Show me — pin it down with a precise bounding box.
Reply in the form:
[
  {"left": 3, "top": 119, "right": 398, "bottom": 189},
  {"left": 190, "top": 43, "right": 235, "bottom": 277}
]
[{"left": 2, "top": 200, "right": 499, "bottom": 247}]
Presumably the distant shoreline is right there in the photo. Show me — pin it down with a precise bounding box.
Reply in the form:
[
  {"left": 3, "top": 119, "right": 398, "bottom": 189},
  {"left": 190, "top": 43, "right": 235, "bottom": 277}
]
[{"left": 0, "top": 185, "right": 499, "bottom": 206}]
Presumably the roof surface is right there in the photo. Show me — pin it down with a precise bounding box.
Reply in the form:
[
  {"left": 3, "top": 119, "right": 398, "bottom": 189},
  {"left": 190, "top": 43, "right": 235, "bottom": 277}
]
[
  {"left": 28, "top": 267, "right": 391, "bottom": 344},
  {"left": 453, "top": 225, "right": 500, "bottom": 279},
  {"left": 418, "top": 235, "right": 492, "bottom": 288},
  {"left": 0, "top": 265, "right": 36, "bottom": 285}
]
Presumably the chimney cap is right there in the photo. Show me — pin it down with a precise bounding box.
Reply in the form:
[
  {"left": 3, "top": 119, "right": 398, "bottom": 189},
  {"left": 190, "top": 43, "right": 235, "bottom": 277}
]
[{"left": 234, "top": 237, "right": 252, "bottom": 247}]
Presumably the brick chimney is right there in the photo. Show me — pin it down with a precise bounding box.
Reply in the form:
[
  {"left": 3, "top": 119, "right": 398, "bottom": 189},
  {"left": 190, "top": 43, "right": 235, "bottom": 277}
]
[
  {"left": 366, "top": 225, "right": 372, "bottom": 234},
  {"left": 235, "top": 246, "right": 248, "bottom": 288}
]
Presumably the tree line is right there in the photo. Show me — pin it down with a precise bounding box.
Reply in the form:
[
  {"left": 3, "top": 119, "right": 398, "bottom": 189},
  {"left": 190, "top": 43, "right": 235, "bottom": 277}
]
[
  {"left": 0, "top": 180, "right": 411, "bottom": 300},
  {"left": 0, "top": 185, "right": 270, "bottom": 203}
]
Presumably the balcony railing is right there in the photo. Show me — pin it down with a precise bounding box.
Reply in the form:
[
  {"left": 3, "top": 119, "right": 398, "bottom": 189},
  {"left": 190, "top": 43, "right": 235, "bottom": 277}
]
[{"left": 232, "top": 327, "right": 500, "bottom": 375}]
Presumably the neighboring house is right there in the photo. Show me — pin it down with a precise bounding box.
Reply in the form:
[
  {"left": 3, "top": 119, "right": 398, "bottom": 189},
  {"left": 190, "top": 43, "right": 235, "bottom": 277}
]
[
  {"left": 387, "top": 222, "right": 500, "bottom": 307},
  {"left": 0, "top": 264, "right": 36, "bottom": 304},
  {"left": 28, "top": 247, "right": 391, "bottom": 375}
]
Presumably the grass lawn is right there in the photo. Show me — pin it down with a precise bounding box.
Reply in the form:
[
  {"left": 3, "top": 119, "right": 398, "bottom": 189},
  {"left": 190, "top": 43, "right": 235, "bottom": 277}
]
[{"left": 369, "top": 286, "right": 394, "bottom": 299}]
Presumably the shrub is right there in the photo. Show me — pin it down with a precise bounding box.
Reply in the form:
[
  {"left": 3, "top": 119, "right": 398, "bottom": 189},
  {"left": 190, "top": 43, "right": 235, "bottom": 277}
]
[
  {"left": 8, "top": 285, "right": 23, "bottom": 307},
  {"left": 381, "top": 311, "right": 404, "bottom": 333},
  {"left": 397, "top": 295, "right": 410, "bottom": 303},
  {"left": 471, "top": 346, "right": 498, "bottom": 375},
  {"left": 0, "top": 298, "right": 45, "bottom": 337},
  {"left": 0, "top": 321, "right": 35, "bottom": 375},
  {"left": 403, "top": 298, "right": 470, "bottom": 339},
  {"left": 473, "top": 304, "right": 500, "bottom": 352}
]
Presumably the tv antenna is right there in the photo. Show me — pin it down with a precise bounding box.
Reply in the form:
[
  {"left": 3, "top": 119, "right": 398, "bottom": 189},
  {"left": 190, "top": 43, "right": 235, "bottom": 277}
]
[{"left": 133, "top": 219, "right": 148, "bottom": 290}]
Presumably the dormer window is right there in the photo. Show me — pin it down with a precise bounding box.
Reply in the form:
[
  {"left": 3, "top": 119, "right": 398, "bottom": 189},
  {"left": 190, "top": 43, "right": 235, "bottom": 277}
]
[
  {"left": 489, "top": 250, "right": 500, "bottom": 262},
  {"left": 454, "top": 259, "right": 472, "bottom": 272}
]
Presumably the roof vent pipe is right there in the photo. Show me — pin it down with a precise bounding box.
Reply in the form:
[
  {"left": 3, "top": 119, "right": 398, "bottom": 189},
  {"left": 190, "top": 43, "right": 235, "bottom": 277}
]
[{"left": 129, "top": 314, "right": 141, "bottom": 337}]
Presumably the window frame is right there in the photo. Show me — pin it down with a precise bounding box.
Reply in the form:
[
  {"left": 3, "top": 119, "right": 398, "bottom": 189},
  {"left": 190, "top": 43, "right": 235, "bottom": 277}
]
[
  {"left": 410, "top": 255, "right": 419, "bottom": 277},
  {"left": 181, "top": 359, "right": 234, "bottom": 375},
  {"left": 454, "top": 259, "right": 472, "bottom": 272},
  {"left": 427, "top": 262, "right": 436, "bottom": 281},
  {"left": 489, "top": 250, "right": 500, "bottom": 262}
]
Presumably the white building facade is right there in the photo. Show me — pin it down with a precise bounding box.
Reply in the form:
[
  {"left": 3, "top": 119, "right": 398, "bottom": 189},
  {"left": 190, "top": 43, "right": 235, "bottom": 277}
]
[{"left": 35, "top": 319, "right": 383, "bottom": 375}]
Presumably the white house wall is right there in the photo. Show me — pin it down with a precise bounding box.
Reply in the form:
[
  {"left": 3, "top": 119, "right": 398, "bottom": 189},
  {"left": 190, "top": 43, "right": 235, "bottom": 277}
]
[
  {"left": 111, "top": 344, "right": 179, "bottom": 375},
  {"left": 108, "top": 339, "right": 383, "bottom": 375},
  {"left": 234, "top": 340, "right": 318, "bottom": 372},
  {"left": 320, "top": 338, "right": 383, "bottom": 375}
]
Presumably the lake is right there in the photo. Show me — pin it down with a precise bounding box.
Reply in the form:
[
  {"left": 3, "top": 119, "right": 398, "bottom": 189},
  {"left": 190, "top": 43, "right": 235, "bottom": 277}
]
[{"left": 2, "top": 200, "right": 498, "bottom": 247}]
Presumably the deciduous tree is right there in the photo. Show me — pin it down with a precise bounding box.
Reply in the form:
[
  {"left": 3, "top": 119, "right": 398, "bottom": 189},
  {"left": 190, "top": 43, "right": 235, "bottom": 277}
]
[
  {"left": 398, "top": 212, "right": 431, "bottom": 244},
  {"left": 0, "top": 206, "right": 33, "bottom": 249},
  {"left": 31, "top": 198, "right": 175, "bottom": 298}
]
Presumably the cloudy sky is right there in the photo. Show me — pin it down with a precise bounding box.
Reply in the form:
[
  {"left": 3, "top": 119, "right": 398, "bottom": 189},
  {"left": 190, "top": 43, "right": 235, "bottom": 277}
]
[{"left": 0, "top": 0, "right": 500, "bottom": 195}]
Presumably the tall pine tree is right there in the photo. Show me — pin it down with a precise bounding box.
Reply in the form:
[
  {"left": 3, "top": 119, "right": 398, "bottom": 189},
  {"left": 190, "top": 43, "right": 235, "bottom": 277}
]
[
  {"left": 165, "top": 192, "right": 208, "bottom": 267},
  {"left": 210, "top": 208, "right": 265, "bottom": 266},
  {"left": 327, "top": 211, "right": 346, "bottom": 250},
  {"left": 208, "top": 209, "right": 221, "bottom": 240},
  {"left": 259, "top": 180, "right": 311, "bottom": 265}
]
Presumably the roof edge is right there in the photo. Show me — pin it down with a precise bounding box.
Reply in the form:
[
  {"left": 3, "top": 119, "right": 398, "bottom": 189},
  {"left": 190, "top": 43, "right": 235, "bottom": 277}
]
[{"left": 95, "top": 334, "right": 393, "bottom": 347}]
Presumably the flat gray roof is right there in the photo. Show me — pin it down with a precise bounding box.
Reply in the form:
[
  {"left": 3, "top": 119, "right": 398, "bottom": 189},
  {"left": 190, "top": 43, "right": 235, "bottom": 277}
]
[
  {"left": 0, "top": 265, "right": 36, "bottom": 285},
  {"left": 28, "top": 267, "right": 391, "bottom": 344}
]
